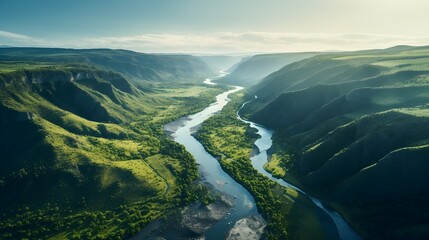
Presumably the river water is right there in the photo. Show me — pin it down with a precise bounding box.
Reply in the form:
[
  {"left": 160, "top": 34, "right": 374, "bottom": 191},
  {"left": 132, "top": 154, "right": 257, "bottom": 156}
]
[
  {"left": 237, "top": 101, "right": 362, "bottom": 240},
  {"left": 164, "top": 74, "right": 258, "bottom": 240},
  {"left": 165, "top": 72, "right": 362, "bottom": 239}
]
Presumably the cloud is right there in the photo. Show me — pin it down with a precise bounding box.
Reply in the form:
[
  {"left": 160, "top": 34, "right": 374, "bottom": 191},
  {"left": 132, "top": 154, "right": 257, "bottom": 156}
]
[
  {"left": 0, "top": 30, "right": 46, "bottom": 47},
  {"left": 1, "top": 31, "right": 429, "bottom": 53},
  {"left": 78, "top": 32, "right": 429, "bottom": 53},
  {"left": 0, "top": 30, "right": 31, "bottom": 40}
]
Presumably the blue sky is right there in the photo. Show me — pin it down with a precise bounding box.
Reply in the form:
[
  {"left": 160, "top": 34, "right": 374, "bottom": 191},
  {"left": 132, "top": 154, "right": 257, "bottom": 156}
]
[{"left": 1, "top": 0, "right": 429, "bottom": 53}]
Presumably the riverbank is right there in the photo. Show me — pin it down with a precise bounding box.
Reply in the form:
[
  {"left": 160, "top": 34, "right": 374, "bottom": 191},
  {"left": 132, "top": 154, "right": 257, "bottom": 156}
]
[
  {"left": 131, "top": 185, "right": 235, "bottom": 240},
  {"left": 162, "top": 80, "right": 260, "bottom": 239},
  {"left": 195, "top": 90, "right": 365, "bottom": 239},
  {"left": 227, "top": 215, "right": 267, "bottom": 240},
  {"left": 158, "top": 71, "right": 360, "bottom": 239},
  {"left": 194, "top": 91, "right": 328, "bottom": 239}
]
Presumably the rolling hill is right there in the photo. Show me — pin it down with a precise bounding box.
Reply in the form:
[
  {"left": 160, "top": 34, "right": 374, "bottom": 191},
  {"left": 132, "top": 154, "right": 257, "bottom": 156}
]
[
  {"left": 242, "top": 45, "right": 429, "bottom": 239},
  {"left": 0, "top": 48, "right": 214, "bottom": 83}
]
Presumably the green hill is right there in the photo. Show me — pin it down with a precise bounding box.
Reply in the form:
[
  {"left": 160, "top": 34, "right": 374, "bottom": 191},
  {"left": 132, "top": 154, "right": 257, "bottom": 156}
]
[
  {"left": 216, "top": 52, "right": 318, "bottom": 86},
  {"left": 242, "top": 45, "right": 429, "bottom": 239},
  {"left": 0, "top": 49, "right": 221, "bottom": 239},
  {"left": 0, "top": 48, "right": 214, "bottom": 83}
]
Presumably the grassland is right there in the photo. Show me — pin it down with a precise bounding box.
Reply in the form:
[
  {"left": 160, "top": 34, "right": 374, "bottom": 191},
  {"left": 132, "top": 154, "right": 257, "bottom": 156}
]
[
  {"left": 264, "top": 154, "right": 287, "bottom": 178},
  {"left": 0, "top": 58, "right": 223, "bottom": 239},
  {"left": 0, "top": 61, "right": 64, "bottom": 73}
]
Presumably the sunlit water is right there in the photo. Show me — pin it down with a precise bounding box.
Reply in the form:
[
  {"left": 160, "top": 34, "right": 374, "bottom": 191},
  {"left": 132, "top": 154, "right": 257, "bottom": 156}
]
[
  {"left": 164, "top": 71, "right": 362, "bottom": 239},
  {"left": 164, "top": 74, "right": 258, "bottom": 239}
]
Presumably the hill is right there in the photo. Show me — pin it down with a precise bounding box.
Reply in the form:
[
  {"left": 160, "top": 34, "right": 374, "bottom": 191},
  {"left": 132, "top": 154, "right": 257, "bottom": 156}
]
[
  {"left": 0, "top": 49, "right": 221, "bottom": 239},
  {"left": 216, "top": 52, "right": 318, "bottom": 86},
  {"left": 242, "top": 45, "right": 429, "bottom": 239},
  {"left": 0, "top": 48, "right": 214, "bottom": 83}
]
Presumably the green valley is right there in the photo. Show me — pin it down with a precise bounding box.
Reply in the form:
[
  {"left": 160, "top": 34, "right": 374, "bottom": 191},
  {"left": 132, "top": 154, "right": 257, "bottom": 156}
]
[
  {"left": 0, "top": 48, "right": 223, "bottom": 239},
  {"left": 3, "top": 1, "right": 429, "bottom": 239},
  {"left": 195, "top": 92, "right": 331, "bottom": 240},
  {"left": 239, "top": 45, "right": 429, "bottom": 239},
  {"left": 3, "top": 44, "right": 429, "bottom": 240}
]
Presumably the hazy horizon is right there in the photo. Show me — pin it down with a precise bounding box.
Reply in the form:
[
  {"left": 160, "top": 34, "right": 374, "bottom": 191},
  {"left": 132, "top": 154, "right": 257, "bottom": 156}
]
[{"left": 1, "top": 0, "right": 429, "bottom": 54}]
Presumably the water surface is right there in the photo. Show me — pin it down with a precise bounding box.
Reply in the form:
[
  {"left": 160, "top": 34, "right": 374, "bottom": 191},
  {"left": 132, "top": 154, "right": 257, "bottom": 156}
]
[
  {"left": 237, "top": 101, "right": 362, "bottom": 240},
  {"left": 164, "top": 75, "right": 258, "bottom": 239}
]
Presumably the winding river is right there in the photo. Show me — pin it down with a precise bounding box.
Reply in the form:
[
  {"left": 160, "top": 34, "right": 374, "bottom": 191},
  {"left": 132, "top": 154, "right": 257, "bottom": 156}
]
[
  {"left": 237, "top": 101, "right": 362, "bottom": 240},
  {"left": 165, "top": 72, "right": 362, "bottom": 239},
  {"left": 165, "top": 73, "right": 258, "bottom": 240}
]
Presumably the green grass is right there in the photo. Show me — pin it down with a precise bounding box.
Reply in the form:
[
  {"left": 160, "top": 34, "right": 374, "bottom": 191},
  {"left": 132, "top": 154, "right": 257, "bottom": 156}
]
[
  {"left": 195, "top": 92, "right": 327, "bottom": 240},
  {"left": 0, "top": 61, "right": 223, "bottom": 239},
  {"left": 145, "top": 154, "right": 181, "bottom": 188},
  {"left": 0, "top": 62, "right": 58, "bottom": 72},
  {"left": 372, "top": 57, "right": 429, "bottom": 67},
  {"left": 264, "top": 154, "right": 287, "bottom": 178},
  {"left": 241, "top": 45, "right": 429, "bottom": 239}
]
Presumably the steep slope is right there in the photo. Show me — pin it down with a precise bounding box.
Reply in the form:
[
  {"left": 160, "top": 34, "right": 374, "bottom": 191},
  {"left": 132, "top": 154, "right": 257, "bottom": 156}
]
[
  {"left": 0, "top": 47, "right": 214, "bottom": 83},
  {"left": 0, "top": 52, "right": 222, "bottom": 239},
  {"left": 243, "top": 45, "right": 429, "bottom": 239},
  {"left": 216, "top": 52, "right": 318, "bottom": 86}
]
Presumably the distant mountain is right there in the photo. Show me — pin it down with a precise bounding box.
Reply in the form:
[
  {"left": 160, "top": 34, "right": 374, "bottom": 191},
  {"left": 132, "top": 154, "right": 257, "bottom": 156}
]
[
  {"left": 243, "top": 45, "right": 429, "bottom": 239},
  {"left": 225, "top": 56, "right": 251, "bottom": 73},
  {"left": 0, "top": 47, "right": 214, "bottom": 83},
  {"left": 216, "top": 52, "right": 318, "bottom": 86},
  {"left": 198, "top": 55, "right": 244, "bottom": 72}
]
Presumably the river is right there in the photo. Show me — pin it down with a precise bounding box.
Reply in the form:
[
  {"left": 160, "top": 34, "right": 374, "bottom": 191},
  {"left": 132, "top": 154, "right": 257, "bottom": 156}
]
[
  {"left": 165, "top": 72, "right": 362, "bottom": 239},
  {"left": 164, "top": 74, "right": 258, "bottom": 240},
  {"left": 237, "top": 101, "right": 362, "bottom": 240}
]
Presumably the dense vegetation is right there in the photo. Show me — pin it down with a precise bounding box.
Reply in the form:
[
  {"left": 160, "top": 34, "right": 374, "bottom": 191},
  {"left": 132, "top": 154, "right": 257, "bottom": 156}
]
[
  {"left": 195, "top": 92, "right": 329, "bottom": 240},
  {"left": 241, "top": 45, "right": 429, "bottom": 239},
  {"left": 3, "top": 44, "right": 429, "bottom": 239},
  {"left": 0, "top": 49, "right": 223, "bottom": 239}
]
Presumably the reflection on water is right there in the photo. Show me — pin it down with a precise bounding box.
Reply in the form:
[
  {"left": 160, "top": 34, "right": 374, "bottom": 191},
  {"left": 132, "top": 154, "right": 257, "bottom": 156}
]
[{"left": 164, "top": 74, "right": 258, "bottom": 240}]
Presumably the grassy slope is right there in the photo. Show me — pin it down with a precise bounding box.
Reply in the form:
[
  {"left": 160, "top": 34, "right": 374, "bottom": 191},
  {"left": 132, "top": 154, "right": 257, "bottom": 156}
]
[
  {"left": 0, "top": 59, "right": 223, "bottom": 239},
  {"left": 195, "top": 92, "right": 329, "bottom": 240},
  {"left": 244, "top": 46, "right": 429, "bottom": 113},
  {"left": 242, "top": 45, "right": 429, "bottom": 239}
]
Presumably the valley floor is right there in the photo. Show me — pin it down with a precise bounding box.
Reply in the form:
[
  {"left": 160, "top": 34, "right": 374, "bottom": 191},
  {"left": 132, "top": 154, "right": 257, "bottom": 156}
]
[
  {"left": 195, "top": 92, "right": 331, "bottom": 240},
  {"left": 0, "top": 71, "right": 225, "bottom": 239}
]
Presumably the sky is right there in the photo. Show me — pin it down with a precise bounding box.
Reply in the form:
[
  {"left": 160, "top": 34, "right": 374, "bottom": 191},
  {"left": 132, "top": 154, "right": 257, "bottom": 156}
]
[{"left": 1, "top": 0, "right": 429, "bottom": 54}]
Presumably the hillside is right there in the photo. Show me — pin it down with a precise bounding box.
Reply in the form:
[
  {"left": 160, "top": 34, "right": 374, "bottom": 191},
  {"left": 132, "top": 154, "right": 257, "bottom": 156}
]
[
  {"left": 198, "top": 55, "right": 244, "bottom": 72},
  {"left": 243, "top": 45, "right": 429, "bottom": 239},
  {"left": 0, "top": 50, "right": 222, "bottom": 239},
  {"left": 216, "top": 52, "right": 318, "bottom": 86},
  {"left": 0, "top": 48, "right": 214, "bottom": 83}
]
